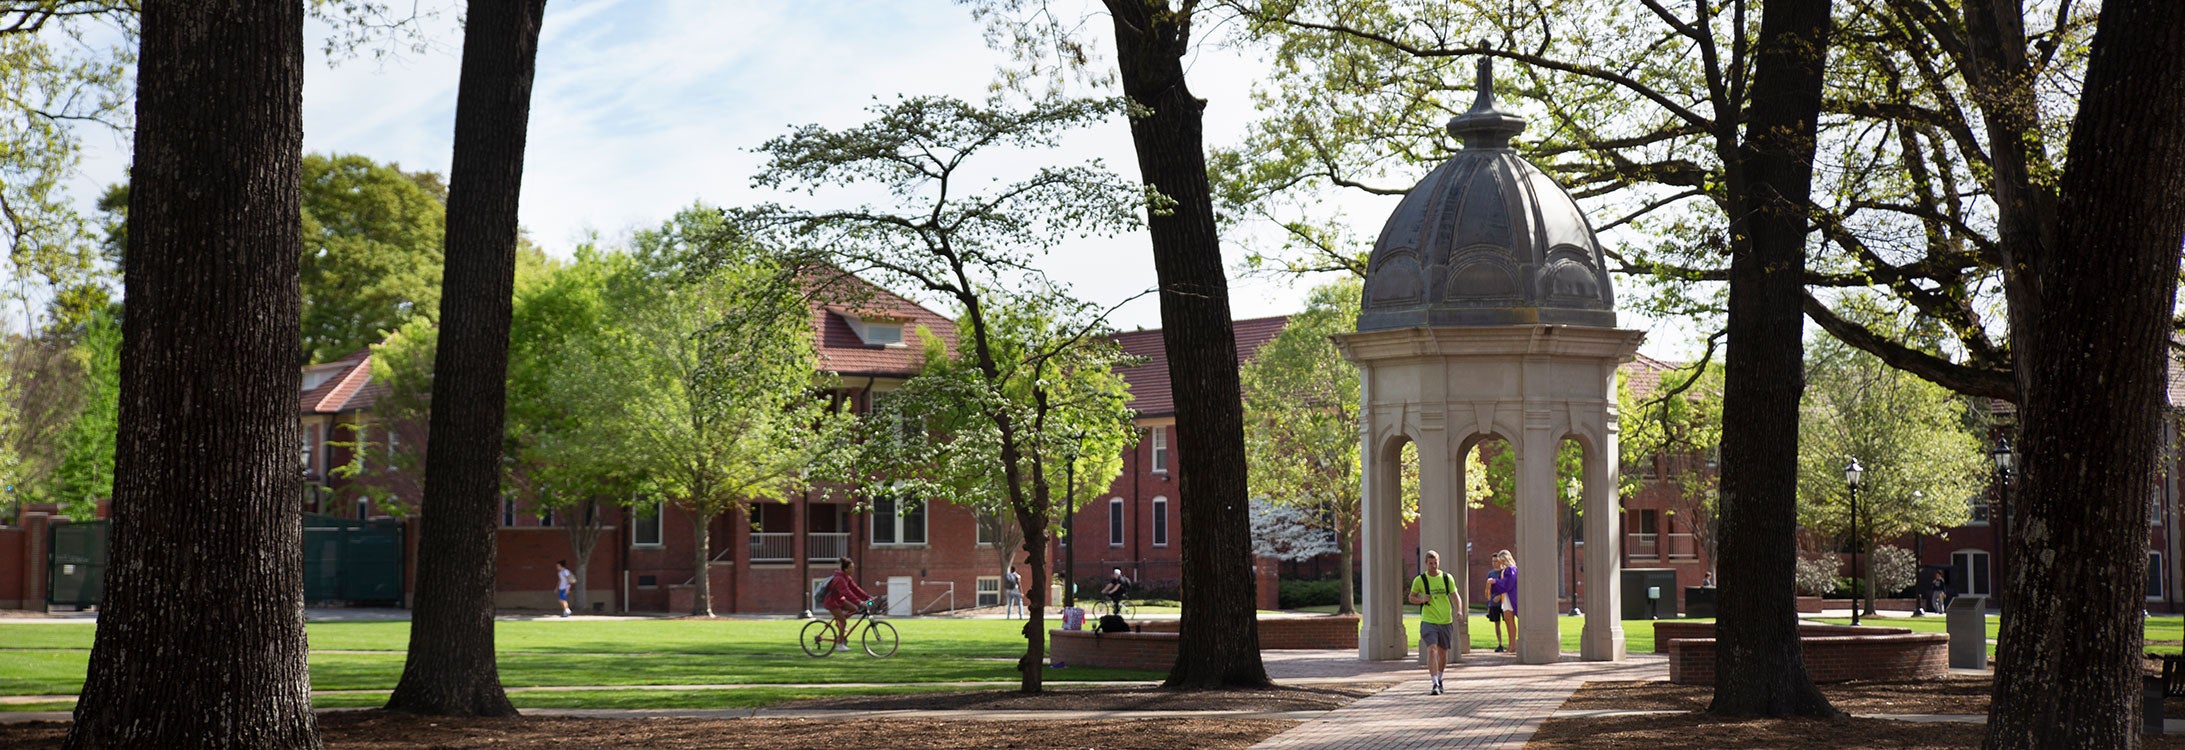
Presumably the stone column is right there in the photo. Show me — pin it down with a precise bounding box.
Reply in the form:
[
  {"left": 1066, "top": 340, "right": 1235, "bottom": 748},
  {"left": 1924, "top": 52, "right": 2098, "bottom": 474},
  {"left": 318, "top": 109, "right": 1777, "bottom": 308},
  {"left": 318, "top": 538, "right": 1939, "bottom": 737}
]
[
  {"left": 1415, "top": 426, "right": 1457, "bottom": 661},
  {"left": 1515, "top": 411, "right": 1561, "bottom": 664},
  {"left": 1450, "top": 434, "right": 1473, "bottom": 655},
  {"left": 1358, "top": 415, "right": 1408, "bottom": 660},
  {"left": 1581, "top": 426, "right": 1626, "bottom": 661}
]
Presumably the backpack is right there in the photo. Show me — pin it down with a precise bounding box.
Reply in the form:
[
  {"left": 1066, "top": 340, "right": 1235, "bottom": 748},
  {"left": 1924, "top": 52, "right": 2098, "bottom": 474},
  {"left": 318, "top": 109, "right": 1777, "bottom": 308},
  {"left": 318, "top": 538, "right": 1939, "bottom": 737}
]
[
  {"left": 1098, "top": 613, "right": 1130, "bottom": 633},
  {"left": 1413, "top": 572, "right": 1455, "bottom": 602}
]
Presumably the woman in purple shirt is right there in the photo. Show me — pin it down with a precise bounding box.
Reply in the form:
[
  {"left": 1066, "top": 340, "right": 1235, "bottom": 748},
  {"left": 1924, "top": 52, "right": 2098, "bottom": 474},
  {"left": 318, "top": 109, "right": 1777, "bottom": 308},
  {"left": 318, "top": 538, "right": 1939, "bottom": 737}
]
[{"left": 1487, "top": 550, "right": 1518, "bottom": 653}]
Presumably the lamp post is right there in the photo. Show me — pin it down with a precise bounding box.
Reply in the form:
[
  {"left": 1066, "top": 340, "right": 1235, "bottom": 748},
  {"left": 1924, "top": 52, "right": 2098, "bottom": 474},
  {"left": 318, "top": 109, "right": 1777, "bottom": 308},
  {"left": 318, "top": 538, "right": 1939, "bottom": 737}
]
[
  {"left": 1567, "top": 482, "right": 1582, "bottom": 616},
  {"left": 1063, "top": 430, "right": 1082, "bottom": 609},
  {"left": 1991, "top": 437, "right": 2014, "bottom": 607},
  {"left": 1845, "top": 458, "right": 1864, "bottom": 626}
]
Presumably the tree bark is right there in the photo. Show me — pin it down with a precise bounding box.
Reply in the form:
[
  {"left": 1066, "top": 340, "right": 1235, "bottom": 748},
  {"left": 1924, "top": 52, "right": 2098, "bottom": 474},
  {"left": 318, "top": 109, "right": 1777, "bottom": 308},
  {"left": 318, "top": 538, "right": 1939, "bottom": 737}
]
[
  {"left": 385, "top": 0, "right": 547, "bottom": 717},
  {"left": 1986, "top": 1, "right": 2185, "bottom": 746},
  {"left": 1103, "top": 0, "right": 1271, "bottom": 691},
  {"left": 1016, "top": 518, "right": 1050, "bottom": 693},
  {"left": 63, "top": 1, "right": 318, "bottom": 747},
  {"left": 691, "top": 509, "right": 716, "bottom": 617},
  {"left": 1708, "top": 0, "right": 1838, "bottom": 719},
  {"left": 1336, "top": 521, "right": 1357, "bottom": 615},
  {"left": 563, "top": 499, "right": 601, "bottom": 613}
]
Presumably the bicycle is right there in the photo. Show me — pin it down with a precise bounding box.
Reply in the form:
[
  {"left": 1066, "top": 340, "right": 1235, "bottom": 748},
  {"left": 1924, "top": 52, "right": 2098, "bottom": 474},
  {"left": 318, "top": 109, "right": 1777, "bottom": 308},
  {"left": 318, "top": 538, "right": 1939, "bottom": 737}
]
[{"left": 800, "top": 598, "right": 899, "bottom": 658}]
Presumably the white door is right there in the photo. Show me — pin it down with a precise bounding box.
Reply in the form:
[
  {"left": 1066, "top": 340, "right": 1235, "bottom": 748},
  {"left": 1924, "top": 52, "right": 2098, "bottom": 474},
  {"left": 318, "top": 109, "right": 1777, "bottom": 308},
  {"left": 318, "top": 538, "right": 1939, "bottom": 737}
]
[{"left": 887, "top": 577, "right": 912, "bottom": 616}]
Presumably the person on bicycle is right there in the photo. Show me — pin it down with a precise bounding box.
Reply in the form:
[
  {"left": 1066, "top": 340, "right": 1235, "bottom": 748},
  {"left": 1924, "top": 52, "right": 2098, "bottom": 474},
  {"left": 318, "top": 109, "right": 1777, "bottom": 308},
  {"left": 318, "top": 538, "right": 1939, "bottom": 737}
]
[
  {"left": 821, "top": 557, "right": 872, "bottom": 653},
  {"left": 1100, "top": 568, "right": 1132, "bottom": 616}
]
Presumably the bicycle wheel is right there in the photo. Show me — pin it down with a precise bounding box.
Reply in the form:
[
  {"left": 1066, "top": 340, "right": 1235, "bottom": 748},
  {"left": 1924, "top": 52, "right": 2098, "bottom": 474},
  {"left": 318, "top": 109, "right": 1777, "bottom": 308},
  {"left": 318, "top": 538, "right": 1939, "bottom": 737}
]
[
  {"left": 799, "top": 619, "right": 839, "bottom": 658},
  {"left": 861, "top": 620, "right": 899, "bottom": 658}
]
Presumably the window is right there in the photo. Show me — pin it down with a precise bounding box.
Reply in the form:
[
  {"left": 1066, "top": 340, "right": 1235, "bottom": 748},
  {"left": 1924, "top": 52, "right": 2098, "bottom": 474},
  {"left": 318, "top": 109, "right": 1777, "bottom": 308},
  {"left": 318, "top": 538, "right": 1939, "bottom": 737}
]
[
  {"left": 865, "top": 323, "right": 904, "bottom": 346},
  {"left": 1152, "top": 497, "right": 1169, "bottom": 547},
  {"left": 1639, "top": 509, "right": 1659, "bottom": 535},
  {"left": 1968, "top": 495, "right": 1991, "bottom": 524},
  {"left": 976, "top": 576, "right": 1002, "bottom": 607},
  {"left": 2151, "top": 551, "right": 2166, "bottom": 600},
  {"left": 1150, "top": 428, "right": 1169, "bottom": 473},
  {"left": 301, "top": 423, "right": 321, "bottom": 478},
  {"left": 1109, "top": 498, "right": 1126, "bottom": 547},
  {"left": 871, "top": 496, "right": 926, "bottom": 546},
  {"left": 501, "top": 496, "right": 517, "bottom": 527},
  {"left": 1953, "top": 550, "right": 1991, "bottom": 596},
  {"left": 976, "top": 512, "right": 997, "bottom": 547},
  {"left": 633, "top": 500, "right": 663, "bottom": 547},
  {"left": 385, "top": 429, "right": 400, "bottom": 470},
  {"left": 538, "top": 506, "right": 555, "bottom": 527}
]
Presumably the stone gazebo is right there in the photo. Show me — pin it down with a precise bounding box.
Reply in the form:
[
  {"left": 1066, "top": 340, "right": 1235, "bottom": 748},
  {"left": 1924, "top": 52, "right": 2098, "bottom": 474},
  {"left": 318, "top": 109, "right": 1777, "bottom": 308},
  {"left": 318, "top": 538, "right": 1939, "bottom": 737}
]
[{"left": 1335, "top": 59, "right": 1644, "bottom": 665}]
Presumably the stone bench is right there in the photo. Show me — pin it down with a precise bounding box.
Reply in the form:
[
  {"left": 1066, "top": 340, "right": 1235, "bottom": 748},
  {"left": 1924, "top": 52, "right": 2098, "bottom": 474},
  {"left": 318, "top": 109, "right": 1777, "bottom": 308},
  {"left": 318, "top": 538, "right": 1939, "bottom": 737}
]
[{"left": 1663, "top": 624, "right": 1948, "bottom": 685}]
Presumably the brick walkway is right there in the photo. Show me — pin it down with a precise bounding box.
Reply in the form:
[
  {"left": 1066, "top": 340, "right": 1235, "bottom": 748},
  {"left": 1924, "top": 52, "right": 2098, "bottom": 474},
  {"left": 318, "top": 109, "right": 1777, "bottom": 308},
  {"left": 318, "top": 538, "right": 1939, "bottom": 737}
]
[{"left": 1252, "top": 652, "right": 1669, "bottom": 750}]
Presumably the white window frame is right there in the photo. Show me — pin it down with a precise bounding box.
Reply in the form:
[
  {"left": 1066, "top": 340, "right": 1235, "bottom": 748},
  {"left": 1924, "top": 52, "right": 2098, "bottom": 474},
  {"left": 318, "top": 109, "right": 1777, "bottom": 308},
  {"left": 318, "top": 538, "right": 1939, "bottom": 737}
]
[
  {"left": 632, "top": 499, "right": 664, "bottom": 547},
  {"left": 302, "top": 423, "right": 322, "bottom": 478},
  {"left": 1952, "top": 549, "right": 1992, "bottom": 597},
  {"left": 538, "top": 506, "right": 555, "bottom": 527},
  {"left": 976, "top": 512, "right": 997, "bottom": 547},
  {"left": 2151, "top": 551, "right": 2167, "bottom": 601},
  {"left": 1150, "top": 428, "right": 1169, "bottom": 474},
  {"left": 1151, "top": 497, "right": 1169, "bottom": 547},
  {"left": 1109, "top": 498, "right": 1126, "bottom": 547},
  {"left": 501, "top": 495, "right": 517, "bottom": 527},
  {"left": 976, "top": 576, "right": 1002, "bottom": 607},
  {"left": 870, "top": 496, "right": 927, "bottom": 547}
]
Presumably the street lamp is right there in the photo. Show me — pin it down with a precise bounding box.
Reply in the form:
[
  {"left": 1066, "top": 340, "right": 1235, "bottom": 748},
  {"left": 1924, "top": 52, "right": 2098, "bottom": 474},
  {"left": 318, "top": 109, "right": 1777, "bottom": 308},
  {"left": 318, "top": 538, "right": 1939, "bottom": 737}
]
[
  {"left": 1991, "top": 437, "right": 2014, "bottom": 606},
  {"left": 1567, "top": 482, "right": 1582, "bottom": 616},
  {"left": 1062, "top": 429, "right": 1084, "bottom": 609},
  {"left": 1844, "top": 458, "right": 1864, "bottom": 626}
]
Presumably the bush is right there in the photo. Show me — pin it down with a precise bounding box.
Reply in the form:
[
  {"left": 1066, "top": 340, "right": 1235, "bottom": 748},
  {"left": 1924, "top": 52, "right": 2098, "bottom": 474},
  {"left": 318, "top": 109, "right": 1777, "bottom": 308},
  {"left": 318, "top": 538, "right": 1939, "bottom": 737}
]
[
  {"left": 1828, "top": 577, "right": 1867, "bottom": 599},
  {"left": 1794, "top": 555, "right": 1840, "bottom": 596},
  {"left": 1279, "top": 579, "right": 1344, "bottom": 609}
]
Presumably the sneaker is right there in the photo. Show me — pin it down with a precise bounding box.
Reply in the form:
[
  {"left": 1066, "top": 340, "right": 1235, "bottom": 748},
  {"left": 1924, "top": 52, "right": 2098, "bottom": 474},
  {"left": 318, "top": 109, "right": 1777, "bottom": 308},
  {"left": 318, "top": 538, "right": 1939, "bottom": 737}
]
[
  {"left": 835, "top": 644, "right": 851, "bottom": 652},
  {"left": 1494, "top": 645, "right": 1506, "bottom": 652}
]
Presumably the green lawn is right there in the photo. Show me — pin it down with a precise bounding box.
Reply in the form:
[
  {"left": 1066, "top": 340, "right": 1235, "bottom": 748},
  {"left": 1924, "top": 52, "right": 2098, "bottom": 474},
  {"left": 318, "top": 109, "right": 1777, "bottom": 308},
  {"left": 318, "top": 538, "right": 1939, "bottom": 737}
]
[
  {"left": 1808, "top": 615, "right": 2185, "bottom": 656},
  {"left": 0, "top": 618, "right": 1160, "bottom": 699}
]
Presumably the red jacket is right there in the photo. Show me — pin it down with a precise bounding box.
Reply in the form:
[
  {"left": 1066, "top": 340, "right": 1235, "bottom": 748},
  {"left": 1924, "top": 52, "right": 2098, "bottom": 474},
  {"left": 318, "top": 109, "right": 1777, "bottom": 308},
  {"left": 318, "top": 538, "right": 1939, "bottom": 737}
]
[{"left": 823, "top": 570, "right": 871, "bottom": 610}]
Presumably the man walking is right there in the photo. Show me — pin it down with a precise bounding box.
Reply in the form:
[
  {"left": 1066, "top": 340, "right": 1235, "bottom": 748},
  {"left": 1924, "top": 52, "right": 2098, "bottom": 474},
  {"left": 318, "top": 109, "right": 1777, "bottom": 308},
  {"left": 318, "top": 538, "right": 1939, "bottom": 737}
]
[
  {"left": 1003, "top": 566, "right": 1024, "bottom": 619},
  {"left": 555, "top": 560, "right": 575, "bottom": 617},
  {"left": 1408, "top": 550, "right": 1462, "bottom": 694}
]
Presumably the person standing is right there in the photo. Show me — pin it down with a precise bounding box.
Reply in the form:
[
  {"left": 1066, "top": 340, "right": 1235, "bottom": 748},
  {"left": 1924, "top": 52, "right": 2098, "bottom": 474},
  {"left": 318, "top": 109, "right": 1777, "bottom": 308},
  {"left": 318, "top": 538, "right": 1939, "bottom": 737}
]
[
  {"left": 1408, "top": 550, "right": 1462, "bottom": 695},
  {"left": 1003, "top": 566, "right": 1024, "bottom": 619},
  {"left": 1488, "top": 550, "right": 1518, "bottom": 652},
  {"left": 555, "top": 560, "right": 575, "bottom": 618}
]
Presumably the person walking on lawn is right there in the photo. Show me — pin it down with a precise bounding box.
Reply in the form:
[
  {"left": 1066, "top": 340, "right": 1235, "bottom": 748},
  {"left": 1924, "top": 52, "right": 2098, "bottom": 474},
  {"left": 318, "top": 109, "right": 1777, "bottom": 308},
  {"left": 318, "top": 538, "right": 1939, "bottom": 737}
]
[
  {"left": 1003, "top": 566, "right": 1024, "bottom": 619},
  {"left": 821, "top": 557, "right": 873, "bottom": 652},
  {"left": 1487, "top": 550, "right": 1518, "bottom": 652},
  {"left": 555, "top": 560, "right": 575, "bottom": 617},
  {"left": 1408, "top": 550, "right": 1463, "bottom": 695}
]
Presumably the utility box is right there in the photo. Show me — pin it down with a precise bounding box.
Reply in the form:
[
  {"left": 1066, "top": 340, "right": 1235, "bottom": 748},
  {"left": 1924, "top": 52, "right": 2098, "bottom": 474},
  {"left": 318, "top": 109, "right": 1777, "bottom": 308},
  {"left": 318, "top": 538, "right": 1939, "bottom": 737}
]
[
  {"left": 1683, "top": 586, "right": 1717, "bottom": 619},
  {"left": 1620, "top": 568, "right": 1680, "bottom": 620},
  {"left": 1947, "top": 595, "right": 1989, "bottom": 669}
]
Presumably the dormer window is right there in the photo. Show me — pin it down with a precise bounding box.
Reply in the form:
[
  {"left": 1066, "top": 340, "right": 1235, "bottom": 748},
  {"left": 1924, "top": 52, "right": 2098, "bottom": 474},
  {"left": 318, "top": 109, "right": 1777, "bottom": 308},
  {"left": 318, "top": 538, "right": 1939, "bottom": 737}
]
[
  {"left": 864, "top": 322, "right": 903, "bottom": 346},
  {"left": 836, "top": 309, "right": 911, "bottom": 348}
]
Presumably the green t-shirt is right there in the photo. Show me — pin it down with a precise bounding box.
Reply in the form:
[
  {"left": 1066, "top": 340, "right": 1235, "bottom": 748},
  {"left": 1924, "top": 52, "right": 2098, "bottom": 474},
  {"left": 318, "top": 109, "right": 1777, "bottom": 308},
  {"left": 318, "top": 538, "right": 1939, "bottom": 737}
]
[{"left": 1411, "top": 571, "right": 1458, "bottom": 625}]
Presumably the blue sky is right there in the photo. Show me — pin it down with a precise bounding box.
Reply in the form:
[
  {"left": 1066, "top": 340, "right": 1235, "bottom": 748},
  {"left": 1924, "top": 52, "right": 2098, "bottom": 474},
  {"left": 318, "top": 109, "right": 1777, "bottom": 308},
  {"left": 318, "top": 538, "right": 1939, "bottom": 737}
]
[{"left": 68, "top": 0, "right": 1699, "bottom": 356}]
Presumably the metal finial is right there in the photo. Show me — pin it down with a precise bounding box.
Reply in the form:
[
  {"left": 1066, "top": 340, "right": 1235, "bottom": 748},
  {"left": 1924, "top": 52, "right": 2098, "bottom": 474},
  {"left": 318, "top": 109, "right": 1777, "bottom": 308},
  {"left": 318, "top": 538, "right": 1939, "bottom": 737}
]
[{"left": 1446, "top": 46, "right": 1527, "bottom": 150}]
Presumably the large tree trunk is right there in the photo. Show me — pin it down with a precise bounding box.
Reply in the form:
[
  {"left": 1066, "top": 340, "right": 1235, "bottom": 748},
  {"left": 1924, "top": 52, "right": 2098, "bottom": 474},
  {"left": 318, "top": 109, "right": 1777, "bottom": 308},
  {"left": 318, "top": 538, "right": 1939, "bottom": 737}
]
[
  {"left": 1336, "top": 521, "right": 1357, "bottom": 615},
  {"left": 1103, "top": 0, "right": 1270, "bottom": 690},
  {"left": 1986, "top": 2, "right": 2185, "bottom": 746},
  {"left": 1708, "top": 0, "right": 1836, "bottom": 719},
  {"left": 385, "top": 0, "right": 547, "bottom": 717},
  {"left": 64, "top": 1, "right": 318, "bottom": 747}
]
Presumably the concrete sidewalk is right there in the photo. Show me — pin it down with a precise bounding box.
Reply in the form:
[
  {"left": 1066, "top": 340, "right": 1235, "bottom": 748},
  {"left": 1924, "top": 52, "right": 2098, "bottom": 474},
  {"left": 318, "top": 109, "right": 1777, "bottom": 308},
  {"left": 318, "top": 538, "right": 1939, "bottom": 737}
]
[{"left": 1251, "top": 652, "right": 1670, "bottom": 750}]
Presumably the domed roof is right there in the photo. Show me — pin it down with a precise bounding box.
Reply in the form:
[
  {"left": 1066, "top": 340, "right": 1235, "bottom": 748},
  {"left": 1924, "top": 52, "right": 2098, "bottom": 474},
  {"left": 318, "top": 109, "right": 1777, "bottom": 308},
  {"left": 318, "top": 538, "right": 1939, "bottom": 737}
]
[{"left": 1357, "top": 57, "right": 1617, "bottom": 332}]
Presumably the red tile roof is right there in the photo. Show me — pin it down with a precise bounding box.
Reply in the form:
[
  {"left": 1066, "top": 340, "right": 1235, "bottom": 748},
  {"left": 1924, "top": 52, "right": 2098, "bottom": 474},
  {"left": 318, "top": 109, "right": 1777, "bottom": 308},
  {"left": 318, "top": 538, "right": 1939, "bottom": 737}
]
[
  {"left": 804, "top": 268, "right": 959, "bottom": 378},
  {"left": 1113, "top": 316, "right": 1292, "bottom": 417},
  {"left": 1621, "top": 353, "right": 1683, "bottom": 401},
  {"left": 301, "top": 350, "right": 374, "bottom": 414}
]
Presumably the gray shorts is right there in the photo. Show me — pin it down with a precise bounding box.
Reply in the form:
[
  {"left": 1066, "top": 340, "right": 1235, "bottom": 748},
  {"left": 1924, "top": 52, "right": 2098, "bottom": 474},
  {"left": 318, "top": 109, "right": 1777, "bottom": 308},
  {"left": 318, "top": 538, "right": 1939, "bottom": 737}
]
[{"left": 1419, "top": 621, "right": 1454, "bottom": 650}]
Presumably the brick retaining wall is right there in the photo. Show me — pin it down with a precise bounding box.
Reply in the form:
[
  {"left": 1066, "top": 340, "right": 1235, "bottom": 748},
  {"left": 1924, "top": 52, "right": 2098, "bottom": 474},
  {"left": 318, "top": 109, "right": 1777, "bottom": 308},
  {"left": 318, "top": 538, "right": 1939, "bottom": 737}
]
[
  {"left": 1654, "top": 621, "right": 1910, "bottom": 653},
  {"left": 1050, "top": 629, "right": 1178, "bottom": 671},
  {"left": 1133, "top": 614, "right": 1359, "bottom": 649},
  {"left": 1666, "top": 629, "right": 1948, "bottom": 685}
]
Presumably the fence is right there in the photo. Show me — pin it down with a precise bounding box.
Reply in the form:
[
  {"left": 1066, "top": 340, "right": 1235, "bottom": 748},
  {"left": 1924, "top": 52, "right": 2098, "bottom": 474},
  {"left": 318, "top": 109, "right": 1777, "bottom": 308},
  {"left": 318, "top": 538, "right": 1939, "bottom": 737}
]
[{"left": 749, "top": 532, "right": 792, "bottom": 562}]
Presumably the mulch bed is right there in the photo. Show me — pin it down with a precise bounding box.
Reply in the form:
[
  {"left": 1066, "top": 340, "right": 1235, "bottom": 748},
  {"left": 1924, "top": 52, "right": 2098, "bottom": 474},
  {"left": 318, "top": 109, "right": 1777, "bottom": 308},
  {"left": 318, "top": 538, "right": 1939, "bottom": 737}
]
[
  {"left": 1536, "top": 675, "right": 2185, "bottom": 749},
  {"left": 0, "top": 686, "right": 1377, "bottom": 749},
  {"left": 0, "top": 714, "right": 1296, "bottom": 749}
]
